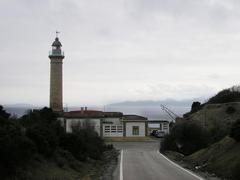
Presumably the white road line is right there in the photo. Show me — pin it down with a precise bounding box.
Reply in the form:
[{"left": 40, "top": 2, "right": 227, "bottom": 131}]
[
  {"left": 158, "top": 151, "right": 204, "bottom": 180},
  {"left": 120, "top": 150, "right": 123, "bottom": 180}
]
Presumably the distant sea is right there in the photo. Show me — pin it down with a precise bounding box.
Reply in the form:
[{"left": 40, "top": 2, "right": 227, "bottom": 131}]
[{"left": 5, "top": 105, "right": 190, "bottom": 121}]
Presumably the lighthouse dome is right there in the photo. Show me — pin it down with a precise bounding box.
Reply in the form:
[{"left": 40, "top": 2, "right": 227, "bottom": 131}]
[{"left": 52, "top": 37, "right": 62, "bottom": 47}]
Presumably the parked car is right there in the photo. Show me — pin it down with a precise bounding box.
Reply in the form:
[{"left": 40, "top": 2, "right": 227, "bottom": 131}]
[
  {"left": 151, "top": 130, "right": 165, "bottom": 138},
  {"left": 155, "top": 131, "right": 165, "bottom": 138},
  {"left": 150, "top": 130, "right": 158, "bottom": 136}
]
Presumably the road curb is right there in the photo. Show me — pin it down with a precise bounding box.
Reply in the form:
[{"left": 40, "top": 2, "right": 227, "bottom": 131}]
[{"left": 158, "top": 151, "right": 204, "bottom": 180}]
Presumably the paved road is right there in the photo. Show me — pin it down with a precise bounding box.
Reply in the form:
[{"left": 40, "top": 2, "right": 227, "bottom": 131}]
[{"left": 112, "top": 141, "right": 203, "bottom": 180}]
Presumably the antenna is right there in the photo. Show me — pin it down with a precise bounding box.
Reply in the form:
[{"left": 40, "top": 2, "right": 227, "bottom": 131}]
[{"left": 56, "top": 31, "right": 60, "bottom": 37}]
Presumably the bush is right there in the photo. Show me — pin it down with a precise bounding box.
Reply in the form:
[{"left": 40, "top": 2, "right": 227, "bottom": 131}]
[
  {"left": 26, "top": 125, "right": 58, "bottom": 156},
  {"left": 160, "top": 134, "right": 178, "bottom": 152},
  {"left": 0, "top": 105, "right": 10, "bottom": 119},
  {"left": 230, "top": 119, "right": 240, "bottom": 142},
  {"left": 0, "top": 117, "right": 36, "bottom": 177},
  {"left": 161, "top": 121, "right": 211, "bottom": 155},
  {"left": 60, "top": 128, "right": 105, "bottom": 161},
  {"left": 20, "top": 107, "right": 58, "bottom": 127},
  {"left": 208, "top": 118, "right": 230, "bottom": 143},
  {"left": 232, "top": 162, "right": 240, "bottom": 180},
  {"left": 20, "top": 107, "right": 65, "bottom": 156},
  {"left": 191, "top": 101, "right": 201, "bottom": 113},
  {"left": 207, "top": 88, "right": 240, "bottom": 104},
  {"left": 226, "top": 106, "right": 236, "bottom": 114},
  {"left": 232, "top": 161, "right": 240, "bottom": 180},
  {"left": 0, "top": 105, "right": 108, "bottom": 178}
]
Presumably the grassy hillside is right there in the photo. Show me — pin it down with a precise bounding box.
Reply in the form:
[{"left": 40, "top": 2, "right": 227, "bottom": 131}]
[
  {"left": 10, "top": 149, "right": 118, "bottom": 180},
  {"left": 165, "top": 87, "right": 240, "bottom": 179},
  {"left": 188, "top": 102, "right": 240, "bottom": 126},
  {"left": 186, "top": 102, "right": 240, "bottom": 143},
  {"left": 186, "top": 136, "right": 240, "bottom": 179}
]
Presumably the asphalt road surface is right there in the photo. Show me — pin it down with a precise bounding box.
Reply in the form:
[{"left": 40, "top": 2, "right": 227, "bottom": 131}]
[{"left": 112, "top": 140, "right": 203, "bottom": 180}]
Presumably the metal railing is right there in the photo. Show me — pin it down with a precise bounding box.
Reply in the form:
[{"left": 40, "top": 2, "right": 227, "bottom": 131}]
[{"left": 49, "top": 50, "right": 64, "bottom": 56}]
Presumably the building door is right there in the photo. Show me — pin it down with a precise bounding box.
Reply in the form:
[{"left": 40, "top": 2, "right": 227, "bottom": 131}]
[{"left": 132, "top": 126, "right": 139, "bottom": 135}]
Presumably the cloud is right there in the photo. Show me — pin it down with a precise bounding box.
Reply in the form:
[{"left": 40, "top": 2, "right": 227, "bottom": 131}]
[{"left": 0, "top": 0, "right": 240, "bottom": 105}]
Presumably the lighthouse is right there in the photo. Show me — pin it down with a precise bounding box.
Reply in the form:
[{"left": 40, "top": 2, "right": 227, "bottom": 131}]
[{"left": 49, "top": 33, "right": 65, "bottom": 112}]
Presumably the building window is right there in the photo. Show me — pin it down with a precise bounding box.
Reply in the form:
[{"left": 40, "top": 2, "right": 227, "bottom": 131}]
[
  {"left": 104, "top": 125, "right": 123, "bottom": 134},
  {"left": 132, "top": 126, "right": 139, "bottom": 135},
  {"left": 159, "top": 123, "right": 162, "bottom": 130},
  {"left": 104, "top": 126, "right": 110, "bottom": 133},
  {"left": 117, "top": 126, "right": 123, "bottom": 133},
  {"left": 163, "top": 123, "right": 168, "bottom": 130},
  {"left": 111, "top": 126, "right": 116, "bottom": 133}
]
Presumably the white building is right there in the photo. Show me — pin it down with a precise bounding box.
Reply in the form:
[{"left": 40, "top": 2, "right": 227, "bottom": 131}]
[
  {"left": 123, "top": 115, "right": 147, "bottom": 137},
  {"left": 63, "top": 109, "right": 148, "bottom": 137}
]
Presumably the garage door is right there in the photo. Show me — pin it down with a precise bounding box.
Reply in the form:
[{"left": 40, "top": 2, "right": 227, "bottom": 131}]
[{"left": 103, "top": 125, "right": 123, "bottom": 137}]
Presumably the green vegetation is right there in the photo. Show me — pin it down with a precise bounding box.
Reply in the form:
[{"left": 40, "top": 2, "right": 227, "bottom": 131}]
[
  {"left": 60, "top": 128, "right": 105, "bottom": 161},
  {"left": 190, "top": 101, "right": 201, "bottom": 113},
  {"left": 0, "top": 116, "right": 36, "bottom": 177},
  {"left": 187, "top": 136, "right": 240, "bottom": 180},
  {"left": 230, "top": 119, "right": 240, "bottom": 142},
  {"left": 0, "top": 105, "right": 113, "bottom": 179},
  {"left": 183, "top": 101, "right": 203, "bottom": 118},
  {"left": 161, "top": 121, "right": 211, "bottom": 155},
  {"left": 184, "top": 86, "right": 240, "bottom": 117},
  {"left": 207, "top": 88, "right": 240, "bottom": 104},
  {"left": 208, "top": 117, "right": 230, "bottom": 143},
  {"left": 164, "top": 86, "right": 240, "bottom": 179},
  {"left": 226, "top": 106, "right": 236, "bottom": 114}
]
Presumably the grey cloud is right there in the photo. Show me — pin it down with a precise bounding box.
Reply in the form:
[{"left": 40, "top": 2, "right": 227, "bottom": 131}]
[{"left": 0, "top": 0, "right": 240, "bottom": 105}]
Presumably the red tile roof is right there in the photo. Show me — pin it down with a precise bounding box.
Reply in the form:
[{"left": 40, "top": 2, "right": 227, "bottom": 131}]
[{"left": 64, "top": 110, "right": 123, "bottom": 118}]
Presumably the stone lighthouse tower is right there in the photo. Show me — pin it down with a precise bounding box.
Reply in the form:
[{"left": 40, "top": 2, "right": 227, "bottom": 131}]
[{"left": 49, "top": 33, "right": 65, "bottom": 112}]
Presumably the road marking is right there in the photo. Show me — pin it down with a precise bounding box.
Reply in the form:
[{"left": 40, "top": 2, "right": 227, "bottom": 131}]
[
  {"left": 120, "top": 150, "right": 123, "bottom": 180},
  {"left": 157, "top": 151, "right": 204, "bottom": 180}
]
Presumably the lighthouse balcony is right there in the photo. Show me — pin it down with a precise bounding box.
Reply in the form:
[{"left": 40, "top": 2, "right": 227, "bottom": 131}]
[{"left": 49, "top": 50, "right": 64, "bottom": 57}]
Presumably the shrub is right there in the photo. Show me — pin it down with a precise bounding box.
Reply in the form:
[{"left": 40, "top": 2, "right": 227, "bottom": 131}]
[
  {"left": 226, "top": 106, "right": 236, "bottom": 114},
  {"left": 0, "top": 117, "right": 36, "bottom": 177},
  {"left": 60, "top": 128, "right": 105, "bottom": 161},
  {"left": 160, "top": 134, "right": 178, "bottom": 152},
  {"left": 208, "top": 118, "right": 230, "bottom": 143},
  {"left": 161, "top": 121, "right": 211, "bottom": 155},
  {"left": 232, "top": 162, "right": 240, "bottom": 180},
  {"left": 191, "top": 101, "right": 201, "bottom": 113},
  {"left": 20, "top": 107, "right": 65, "bottom": 156},
  {"left": 230, "top": 119, "right": 240, "bottom": 142},
  {"left": 26, "top": 125, "right": 58, "bottom": 156},
  {"left": 20, "top": 107, "right": 58, "bottom": 127},
  {"left": 0, "top": 105, "right": 10, "bottom": 119},
  {"left": 207, "top": 88, "right": 240, "bottom": 104}
]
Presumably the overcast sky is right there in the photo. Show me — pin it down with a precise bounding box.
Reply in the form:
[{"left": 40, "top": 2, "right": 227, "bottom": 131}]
[{"left": 1, "top": 0, "right": 240, "bottom": 106}]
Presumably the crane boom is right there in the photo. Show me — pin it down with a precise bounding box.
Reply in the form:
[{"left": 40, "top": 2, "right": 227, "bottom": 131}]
[{"left": 160, "top": 104, "right": 179, "bottom": 122}]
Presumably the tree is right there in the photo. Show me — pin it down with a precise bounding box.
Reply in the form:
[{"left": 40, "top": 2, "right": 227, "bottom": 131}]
[
  {"left": 20, "top": 107, "right": 58, "bottom": 127},
  {"left": 60, "top": 127, "right": 105, "bottom": 161},
  {"left": 207, "top": 88, "right": 240, "bottom": 104},
  {"left": 0, "top": 116, "right": 36, "bottom": 177},
  {"left": 26, "top": 125, "right": 58, "bottom": 156},
  {"left": 191, "top": 101, "right": 201, "bottom": 113},
  {"left": 20, "top": 107, "right": 65, "bottom": 156},
  {"left": 0, "top": 105, "right": 10, "bottom": 119},
  {"left": 161, "top": 121, "right": 211, "bottom": 155}
]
